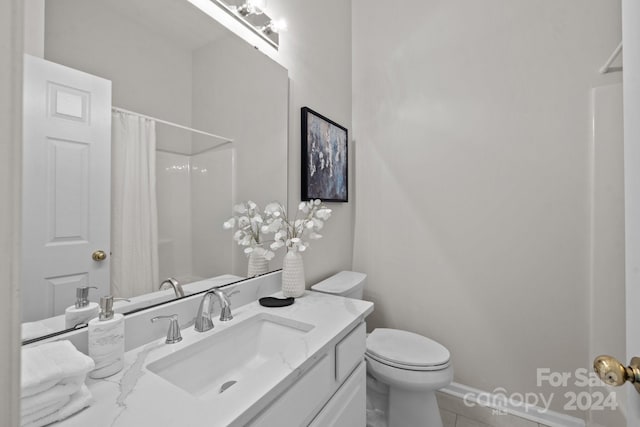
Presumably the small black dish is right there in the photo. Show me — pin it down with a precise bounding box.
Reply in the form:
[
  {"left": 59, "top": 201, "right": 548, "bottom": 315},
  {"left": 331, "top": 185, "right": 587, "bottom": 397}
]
[{"left": 258, "top": 297, "right": 295, "bottom": 308}]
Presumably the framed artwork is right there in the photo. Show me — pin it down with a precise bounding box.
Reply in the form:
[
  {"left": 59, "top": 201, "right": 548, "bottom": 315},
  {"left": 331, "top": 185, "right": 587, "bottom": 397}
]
[{"left": 301, "top": 107, "right": 348, "bottom": 202}]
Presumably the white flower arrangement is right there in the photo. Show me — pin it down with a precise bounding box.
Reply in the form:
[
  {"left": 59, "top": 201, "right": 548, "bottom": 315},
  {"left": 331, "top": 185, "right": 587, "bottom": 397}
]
[
  {"left": 261, "top": 200, "right": 332, "bottom": 253},
  {"left": 223, "top": 201, "right": 275, "bottom": 260}
]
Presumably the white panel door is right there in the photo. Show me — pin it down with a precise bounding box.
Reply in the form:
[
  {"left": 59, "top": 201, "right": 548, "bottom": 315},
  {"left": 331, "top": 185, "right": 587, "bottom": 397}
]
[{"left": 22, "top": 55, "right": 112, "bottom": 322}]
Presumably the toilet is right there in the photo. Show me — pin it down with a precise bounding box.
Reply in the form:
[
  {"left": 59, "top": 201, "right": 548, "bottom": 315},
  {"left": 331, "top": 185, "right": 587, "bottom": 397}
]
[{"left": 311, "top": 271, "right": 453, "bottom": 427}]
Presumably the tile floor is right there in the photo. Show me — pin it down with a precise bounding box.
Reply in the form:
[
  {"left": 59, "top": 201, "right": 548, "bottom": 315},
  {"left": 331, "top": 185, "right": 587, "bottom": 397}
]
[{"left": 437, "top": 392, "right": 553, "bottom": 427}]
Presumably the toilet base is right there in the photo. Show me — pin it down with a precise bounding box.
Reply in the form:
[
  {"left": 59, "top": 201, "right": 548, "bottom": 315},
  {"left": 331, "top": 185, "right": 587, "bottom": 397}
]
[{"left": 388, "top": 387, "right": 442, "bottom": 427}]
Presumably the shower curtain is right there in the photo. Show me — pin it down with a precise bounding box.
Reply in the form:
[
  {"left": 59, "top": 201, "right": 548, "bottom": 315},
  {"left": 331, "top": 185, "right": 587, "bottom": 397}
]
[{"left": 111, "top": 111, "right": 159, "bottom": 298}]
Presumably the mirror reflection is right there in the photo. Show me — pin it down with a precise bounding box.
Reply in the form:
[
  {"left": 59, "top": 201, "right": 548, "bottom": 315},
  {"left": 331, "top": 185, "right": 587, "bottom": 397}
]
[{"left": 21, "top": 0, "right": 288, "bottom": 341}]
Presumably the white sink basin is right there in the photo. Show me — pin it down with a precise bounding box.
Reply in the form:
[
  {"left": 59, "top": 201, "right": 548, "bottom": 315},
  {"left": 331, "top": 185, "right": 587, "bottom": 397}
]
[{"left": 147, "top": 313, "right": 314, "bottom": 399}]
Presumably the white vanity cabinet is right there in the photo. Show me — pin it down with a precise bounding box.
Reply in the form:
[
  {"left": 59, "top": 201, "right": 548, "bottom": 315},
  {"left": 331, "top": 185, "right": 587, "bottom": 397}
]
[
  {"left": 309, "top": 362, "right": 366, "bottom": 427},
  {"left": 248, "top": 322, "right": 367, "bottom": 427}
]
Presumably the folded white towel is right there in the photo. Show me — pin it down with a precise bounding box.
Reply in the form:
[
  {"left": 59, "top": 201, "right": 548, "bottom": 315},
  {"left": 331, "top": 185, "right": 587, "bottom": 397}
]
[
  {"left": 21, "top": 395, "right": 70, "bottom": 426},
  {"left": 21, "top": 340, "right": 95, "bottom": 398},
  {"left": 21, "top": 322, "right": 55, "bottom": 341},
  {"left": 22, "top": 385, "right": 92, "bottom": 427},
  {"left": 21, "top": 375, "right": 84, "bottom": 416}
]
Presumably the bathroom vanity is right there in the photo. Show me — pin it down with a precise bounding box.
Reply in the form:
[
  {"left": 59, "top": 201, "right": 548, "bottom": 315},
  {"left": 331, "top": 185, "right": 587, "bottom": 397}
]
[{"left": 53, "top": 289, "right": 373, "bottom": 427}]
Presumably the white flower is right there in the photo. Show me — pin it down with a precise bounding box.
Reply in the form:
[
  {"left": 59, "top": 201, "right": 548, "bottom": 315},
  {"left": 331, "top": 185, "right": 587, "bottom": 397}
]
[
  {"left": 266, "top": 218, "right": 282, "bottom": 232},
  {"left": 225, "top": 200, "right": 285, "bottom": 257},
  {"left": 316, "top": 208, "right": 332, "bottom": 220},
  {"left": 238, "top": 216, "right": 250, "bottom": 228},
  {"left": 236, "top": 199, "right": 333, "bottom": 254},
  {"left": 265, "top": 202, "right": 280, "bottom": 214},
  {"left": 254, "top": 247, "right": 275, "bottom": 260},
  {"left": 270, "top": 241, "right": 284, "bottom": 250}
]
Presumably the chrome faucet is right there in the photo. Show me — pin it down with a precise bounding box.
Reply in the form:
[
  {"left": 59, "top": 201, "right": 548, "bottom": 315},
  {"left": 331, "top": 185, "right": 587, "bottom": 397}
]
[
  {"left": 160, "top": 277, "right": 184, "bottom": 298},
  {"left": 194, "top": 288, "right": 233, "bottom": 332}
]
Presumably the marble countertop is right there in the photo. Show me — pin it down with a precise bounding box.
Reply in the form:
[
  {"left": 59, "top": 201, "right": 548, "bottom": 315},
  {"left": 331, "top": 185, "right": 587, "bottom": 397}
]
[{"left": 56, "top": 291, "right": 373, "bottom": 427}]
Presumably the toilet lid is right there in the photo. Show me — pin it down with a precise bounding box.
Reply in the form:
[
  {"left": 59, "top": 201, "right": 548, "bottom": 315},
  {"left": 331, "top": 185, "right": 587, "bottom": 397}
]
[{"left": 366, "top": 328, "right": 450, "bottom": 369}]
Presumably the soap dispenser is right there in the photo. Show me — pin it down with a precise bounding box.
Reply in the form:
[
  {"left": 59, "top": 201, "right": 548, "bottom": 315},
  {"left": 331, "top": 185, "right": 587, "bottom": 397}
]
[
  {"left": 64, "top": 286, "right": 99, "bottom": 329},
  {"left": 88, "top": 295, "right": 128, "bottom": 379}
]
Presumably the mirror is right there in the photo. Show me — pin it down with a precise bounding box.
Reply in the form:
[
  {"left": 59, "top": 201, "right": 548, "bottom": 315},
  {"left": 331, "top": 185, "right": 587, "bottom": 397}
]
[{"left": 21, "top": 0, "right": 288, "bottom": 341}]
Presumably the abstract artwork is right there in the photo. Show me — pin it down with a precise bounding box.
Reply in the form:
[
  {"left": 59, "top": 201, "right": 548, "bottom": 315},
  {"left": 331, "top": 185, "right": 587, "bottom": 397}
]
[{"left": 301, "top": 107, "right": 348, "bottom": 202}]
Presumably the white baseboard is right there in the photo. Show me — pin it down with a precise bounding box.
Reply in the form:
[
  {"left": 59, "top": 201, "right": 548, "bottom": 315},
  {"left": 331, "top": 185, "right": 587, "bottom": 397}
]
[{"left": 440, "top": 382, "right": 586, "bottom": 427}]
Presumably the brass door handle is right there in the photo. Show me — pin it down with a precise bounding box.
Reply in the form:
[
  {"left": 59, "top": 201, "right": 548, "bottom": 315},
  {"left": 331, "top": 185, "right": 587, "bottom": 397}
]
[
  {"left": 593, "top": 355, "right": 640, "bottom": 394},
  {"left": 92, "top": 250, "right": 107, "bottom": 261}
]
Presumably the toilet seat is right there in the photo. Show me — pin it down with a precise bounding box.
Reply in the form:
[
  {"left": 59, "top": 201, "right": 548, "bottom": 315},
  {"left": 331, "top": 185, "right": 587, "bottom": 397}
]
[
  {"left": 365, "top": 354, "right": 454, "bottom": 392},
  {"left": 366, "top": 328, "right": 450, "bottom": 371}
]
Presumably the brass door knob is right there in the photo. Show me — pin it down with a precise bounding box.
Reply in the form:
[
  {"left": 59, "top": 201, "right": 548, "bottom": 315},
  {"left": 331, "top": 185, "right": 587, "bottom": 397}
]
[
  {"left": 593, "top": 355, "right": 640, "bottom": 394},
  {"left": 92, "top": 250, "right": 107, "bottom": 261}
]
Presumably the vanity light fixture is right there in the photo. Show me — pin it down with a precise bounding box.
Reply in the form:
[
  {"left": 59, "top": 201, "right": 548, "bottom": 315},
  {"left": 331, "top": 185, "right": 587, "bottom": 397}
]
[
  {"left": 212, "top": 0, "right": 285, "bottom": 49},
  {"left": 234, "top": 0, "right": 265, "bottom": 17},
  {"left": 262, "top": 18, "right": 287, "bottom": 35}
]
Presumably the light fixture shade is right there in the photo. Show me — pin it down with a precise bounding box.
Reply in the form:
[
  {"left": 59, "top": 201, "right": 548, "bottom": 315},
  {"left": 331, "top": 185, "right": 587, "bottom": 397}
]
[
  {"left": 248, "top": 0, "right": 267, "bottom": 11},
  {"left": 271, "top": 18, "right": 287, "bottom": 33}
]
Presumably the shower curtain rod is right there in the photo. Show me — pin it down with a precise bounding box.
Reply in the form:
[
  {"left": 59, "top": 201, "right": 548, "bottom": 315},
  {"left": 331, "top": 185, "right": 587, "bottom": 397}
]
[
  {"left": 600, "top": 41, "right": 623, "bottom": 74},
  {"left": 111, "top": 106, "right": 234, "bottom": 143}
]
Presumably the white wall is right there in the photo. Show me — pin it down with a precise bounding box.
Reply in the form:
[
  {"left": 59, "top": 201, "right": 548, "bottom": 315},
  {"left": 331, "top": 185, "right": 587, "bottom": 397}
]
[
  {"left": 352, "top": 0, "right": 621, "bottom": 419},
  {"left": 156, "top": 152, "right": 194, "bottom": 282},
  {"left": 44, "top": 0, "right": 193, "bottom": 127},
  {"left": 191, "top": 35, "right": 288, "bottom": 276},
  {"left": 0, "top": 0, "right": 22, "bottom": 424},
  {"left": 266, "top": 0, "right": 354, "bottom": 285},
  {"left": 191, "top": 147, "right": 234, "bottom": 278}
]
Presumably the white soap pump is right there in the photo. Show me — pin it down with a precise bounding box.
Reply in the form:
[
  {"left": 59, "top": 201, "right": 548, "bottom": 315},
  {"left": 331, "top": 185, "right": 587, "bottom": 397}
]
[
  {"left": 64, "top": 286, "right": 99, "bottom": 329},
  {"left": 88, "top": 295, "right": 129, "bottom": 379}
]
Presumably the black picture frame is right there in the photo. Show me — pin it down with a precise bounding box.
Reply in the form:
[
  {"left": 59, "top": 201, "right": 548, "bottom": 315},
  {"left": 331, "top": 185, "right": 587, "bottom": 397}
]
[{"left": 301, "top": 107, "right": 348, "bottom": 202}]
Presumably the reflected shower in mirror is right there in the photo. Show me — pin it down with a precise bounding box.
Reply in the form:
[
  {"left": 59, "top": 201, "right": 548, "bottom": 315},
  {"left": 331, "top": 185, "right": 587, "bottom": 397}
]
[{"left": 21, "top": 0, "right": 288, "bottom": 342}]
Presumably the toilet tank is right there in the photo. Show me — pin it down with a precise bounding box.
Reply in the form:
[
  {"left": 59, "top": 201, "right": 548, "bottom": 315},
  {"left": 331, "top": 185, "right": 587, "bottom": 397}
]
[{"left": 310, "top": 271, "right": 366, "bottom": 300}]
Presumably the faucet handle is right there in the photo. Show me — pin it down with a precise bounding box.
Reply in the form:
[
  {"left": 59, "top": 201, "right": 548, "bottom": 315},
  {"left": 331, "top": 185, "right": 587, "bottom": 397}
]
[
  {"left": 215, "top": 289, "right": 233, "bottom": 322},
  {"left": 151, "top": 314, "right": 182, "bottom": 344}
]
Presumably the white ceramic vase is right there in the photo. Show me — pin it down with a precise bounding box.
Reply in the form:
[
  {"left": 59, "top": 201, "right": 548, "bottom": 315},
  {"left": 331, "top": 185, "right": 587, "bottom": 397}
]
[
  {"left": 282, "top": 248, "right": 305, "bottom": 297},
  {"left": 247, "top": 245, "right": 269, "bottom": 277}
]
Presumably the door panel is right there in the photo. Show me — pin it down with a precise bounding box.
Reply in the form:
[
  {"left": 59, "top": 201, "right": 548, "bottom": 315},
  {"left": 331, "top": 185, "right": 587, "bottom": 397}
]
[
  {"left": 623, "top": 0, "right": 640, "bottom": 425},
  {"left": 22, "top": 55, "right": 111, "bottom": 322}
]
